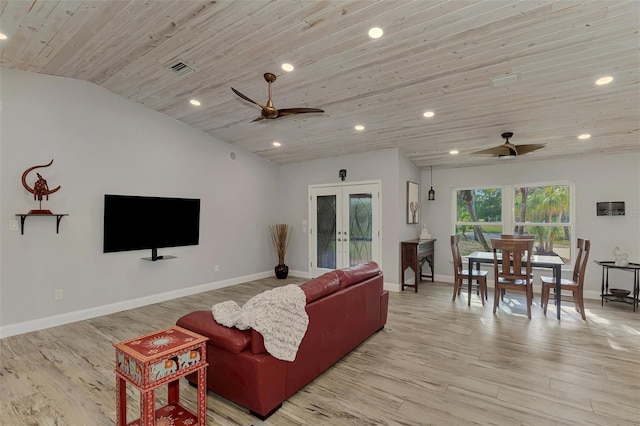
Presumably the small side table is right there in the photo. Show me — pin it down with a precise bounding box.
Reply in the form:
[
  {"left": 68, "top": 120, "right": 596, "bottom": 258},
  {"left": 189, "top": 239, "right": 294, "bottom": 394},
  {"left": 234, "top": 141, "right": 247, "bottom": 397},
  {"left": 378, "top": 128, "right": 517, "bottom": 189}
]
[
  {"left": 114, "top": 326, "right": 208, "bottom": 425},
  {"left": 595, "top": 260, "right": 640, "bottom": 311},
  {"left": 400, "top": 239, "right": 436, "bottom": 292}
]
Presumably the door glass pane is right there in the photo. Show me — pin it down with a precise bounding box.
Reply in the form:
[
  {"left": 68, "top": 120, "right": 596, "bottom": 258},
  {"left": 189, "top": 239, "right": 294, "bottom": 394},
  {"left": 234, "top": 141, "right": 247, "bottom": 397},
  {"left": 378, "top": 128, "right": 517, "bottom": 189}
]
[
  {"left": 349, "top": 193, "right": 372, "bottom": 266},
  {"left": 316, "top": 195, "right": 336, "bottom": 269}
]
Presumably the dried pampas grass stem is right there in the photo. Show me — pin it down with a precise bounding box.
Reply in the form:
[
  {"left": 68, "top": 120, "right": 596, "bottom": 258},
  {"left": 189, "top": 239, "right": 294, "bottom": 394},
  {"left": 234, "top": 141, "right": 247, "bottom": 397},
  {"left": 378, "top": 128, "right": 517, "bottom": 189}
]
[{"left": 269, "top": 224, "right": 292, "bottom": 265}]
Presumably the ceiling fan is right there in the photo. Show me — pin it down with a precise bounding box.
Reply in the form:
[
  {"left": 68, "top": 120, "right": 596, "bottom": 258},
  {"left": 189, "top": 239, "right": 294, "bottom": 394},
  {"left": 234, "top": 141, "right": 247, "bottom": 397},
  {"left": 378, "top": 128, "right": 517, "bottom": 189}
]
[
  {"left": 231, "top": 73, "right": 325, "bottom": 122},
  {"left": 472, "top": 132, "right": 545, "bottom": 157}
]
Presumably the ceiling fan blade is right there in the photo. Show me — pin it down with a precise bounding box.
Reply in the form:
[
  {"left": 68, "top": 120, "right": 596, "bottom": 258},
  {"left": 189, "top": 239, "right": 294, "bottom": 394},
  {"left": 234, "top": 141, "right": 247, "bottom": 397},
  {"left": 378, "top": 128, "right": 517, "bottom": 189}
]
[
  {"left": 251, "top": 115, "right": 264, "bottom": 122},
  {"left": 474, "top": 132, "right": 545, "bottom": 157},
  {"left": 277, "top": 107, "right": 325, "bottom": 117},
  {"left": 472, "top": 145, "right": 513, "bottom": 156},
  {"left": 513, "top": 144, "right": 545, "bottom": 154},
  {"left": 231, "top": 87, "right": 266, "bottom": 109}
]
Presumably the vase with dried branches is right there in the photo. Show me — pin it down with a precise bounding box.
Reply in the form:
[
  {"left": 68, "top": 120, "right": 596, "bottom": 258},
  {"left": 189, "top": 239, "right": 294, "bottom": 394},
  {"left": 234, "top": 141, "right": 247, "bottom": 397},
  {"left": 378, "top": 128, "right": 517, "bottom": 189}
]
[{"left": 269, "top": 224, "right": 293, "bottom": 279}]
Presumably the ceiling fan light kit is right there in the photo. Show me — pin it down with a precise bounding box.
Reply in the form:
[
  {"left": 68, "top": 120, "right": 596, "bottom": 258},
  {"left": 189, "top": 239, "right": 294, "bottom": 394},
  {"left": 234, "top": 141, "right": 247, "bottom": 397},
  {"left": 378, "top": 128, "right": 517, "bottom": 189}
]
[{"left": 231, "top": 72, "right": 324, "bottom": 122}]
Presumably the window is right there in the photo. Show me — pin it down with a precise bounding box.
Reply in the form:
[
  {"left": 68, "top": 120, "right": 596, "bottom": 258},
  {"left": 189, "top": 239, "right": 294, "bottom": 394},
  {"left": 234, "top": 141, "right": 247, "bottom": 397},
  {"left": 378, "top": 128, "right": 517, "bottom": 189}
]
[
  {"left": 454, "top": 182, "right": 575, "bottom": 264},
  {"left": 454, "top": 188, "right": 503, "bottom": 255},
  {"left": 512, "top": 184, "right": 572, "bottom": 262}
]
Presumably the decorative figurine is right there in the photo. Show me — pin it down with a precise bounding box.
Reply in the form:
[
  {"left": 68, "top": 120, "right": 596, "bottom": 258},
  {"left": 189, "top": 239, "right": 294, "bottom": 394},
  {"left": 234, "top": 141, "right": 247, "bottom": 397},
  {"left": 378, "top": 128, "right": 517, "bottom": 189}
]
[
  {"left": 419, "top": 225, "right": 432, "bottom": 240},
  {"left": 21, "top": 159, "right": 61, "bottom": 214},
  {"left": 409, "top": 201, "right": 418, "bottom": 224},
  {"left": 613, "top": 246, "right": 629, "bottom": 267}
]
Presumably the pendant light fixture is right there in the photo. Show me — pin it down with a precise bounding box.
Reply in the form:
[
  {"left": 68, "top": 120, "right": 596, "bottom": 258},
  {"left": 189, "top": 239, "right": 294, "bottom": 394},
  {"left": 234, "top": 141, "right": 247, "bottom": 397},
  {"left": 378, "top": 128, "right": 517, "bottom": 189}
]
[{"left": 428, "top": 166, "right": 435, "bottom": 201}]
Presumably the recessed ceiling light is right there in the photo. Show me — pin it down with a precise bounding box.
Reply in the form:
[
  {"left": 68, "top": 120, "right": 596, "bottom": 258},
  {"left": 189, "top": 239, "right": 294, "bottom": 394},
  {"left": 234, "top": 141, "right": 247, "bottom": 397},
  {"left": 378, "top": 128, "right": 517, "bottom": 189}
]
[
  {"left": 0, "top": 33, "right": 7, "bottom": 40},
  {"left": 368, "top": 27, "right": 383, "bottom": 39},
  {"left": 449, "top": 150, "right": 459, "bottom": 155},
  {"left": 578, "top": 134, "right": 591, "bottom": 140},
  {"left": 354, "top": 125, "right": 365, "bottom": 131},
  {"left": 281, "top": 63, "right": 294, "bottom": 72},
  {"left": 595, "top": 76, "right": 613, "bottom": 85},
  {"left": 189, "top": 99, "right": 201, "bottom": 106},
  {"left": 272, "top": 141, "right": 281, "bottom": 147},
  {"left": 423, "top": 111, "right": 435, "bottom": 118}
]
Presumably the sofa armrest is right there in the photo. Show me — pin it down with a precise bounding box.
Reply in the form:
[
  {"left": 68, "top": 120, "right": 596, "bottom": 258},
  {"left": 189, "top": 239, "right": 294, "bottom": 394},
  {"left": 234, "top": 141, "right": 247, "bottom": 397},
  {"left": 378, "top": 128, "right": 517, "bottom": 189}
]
[{"left": 176, "top": 310, "right": 251, "bottom": 353}]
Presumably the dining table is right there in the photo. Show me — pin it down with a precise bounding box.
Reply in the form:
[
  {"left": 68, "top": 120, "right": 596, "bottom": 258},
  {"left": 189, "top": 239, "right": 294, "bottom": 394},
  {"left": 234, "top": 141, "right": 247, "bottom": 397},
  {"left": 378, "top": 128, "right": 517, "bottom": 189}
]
[{"left": 467, "top": 251, "right": 565, "bottom": 319}]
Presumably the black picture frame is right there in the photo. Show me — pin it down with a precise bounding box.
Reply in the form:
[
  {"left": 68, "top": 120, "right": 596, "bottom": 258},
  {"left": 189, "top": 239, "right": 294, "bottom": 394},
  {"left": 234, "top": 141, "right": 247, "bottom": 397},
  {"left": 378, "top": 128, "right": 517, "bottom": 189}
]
[{"left": 596, "top": 201, "right": 625, "bottom": 216}]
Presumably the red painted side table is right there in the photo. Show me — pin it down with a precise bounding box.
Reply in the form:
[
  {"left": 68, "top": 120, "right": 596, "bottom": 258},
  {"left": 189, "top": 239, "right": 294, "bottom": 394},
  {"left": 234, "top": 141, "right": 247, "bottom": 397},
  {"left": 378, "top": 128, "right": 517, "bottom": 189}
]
[{"left": 114, "top": 326, "right": 208, "bottom": 425}]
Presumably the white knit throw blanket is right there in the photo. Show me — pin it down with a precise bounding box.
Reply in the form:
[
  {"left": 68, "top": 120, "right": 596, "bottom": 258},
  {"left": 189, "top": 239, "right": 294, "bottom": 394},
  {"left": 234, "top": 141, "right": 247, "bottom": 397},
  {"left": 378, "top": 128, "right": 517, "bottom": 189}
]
[{"left": 211, "top": 284, "right": 309, "bottom": 361}]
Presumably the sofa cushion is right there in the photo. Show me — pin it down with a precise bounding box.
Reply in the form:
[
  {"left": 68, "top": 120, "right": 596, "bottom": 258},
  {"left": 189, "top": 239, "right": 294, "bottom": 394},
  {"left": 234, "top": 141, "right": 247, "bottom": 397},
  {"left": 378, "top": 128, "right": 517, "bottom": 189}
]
[
  {"left": 335, "top": 261, "right": 380, "bottom": 288},
  {"left": 176, "top": 310, "right": 251, "bottom": 353},
  {"left": 300, "top": 271, "right": 340, "bottom": 303}
]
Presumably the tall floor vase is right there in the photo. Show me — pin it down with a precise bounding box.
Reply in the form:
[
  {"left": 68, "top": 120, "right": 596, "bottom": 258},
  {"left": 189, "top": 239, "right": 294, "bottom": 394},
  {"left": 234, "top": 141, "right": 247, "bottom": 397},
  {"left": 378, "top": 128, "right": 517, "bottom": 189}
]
[{"left": 274, "top": 264, "right": 289, "bottom": 279}]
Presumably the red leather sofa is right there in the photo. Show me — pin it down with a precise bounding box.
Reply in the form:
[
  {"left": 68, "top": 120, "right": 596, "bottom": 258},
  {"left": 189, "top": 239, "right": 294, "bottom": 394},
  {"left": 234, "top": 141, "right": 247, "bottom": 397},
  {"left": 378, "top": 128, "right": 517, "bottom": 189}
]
[{"left": 176, "top": 261, "right": 389, "bottom": 419}]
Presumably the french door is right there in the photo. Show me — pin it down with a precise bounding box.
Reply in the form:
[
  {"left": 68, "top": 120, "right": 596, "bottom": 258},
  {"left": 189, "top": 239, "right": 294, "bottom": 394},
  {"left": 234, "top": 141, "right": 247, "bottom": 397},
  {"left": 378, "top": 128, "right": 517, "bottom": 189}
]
[{"left": 309, "top": 182, "right": 381, "bottom": 277}]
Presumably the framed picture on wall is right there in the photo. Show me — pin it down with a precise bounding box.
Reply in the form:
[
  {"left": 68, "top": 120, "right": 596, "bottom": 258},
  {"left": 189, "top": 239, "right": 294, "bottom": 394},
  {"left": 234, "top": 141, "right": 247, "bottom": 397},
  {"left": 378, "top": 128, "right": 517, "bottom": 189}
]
[{"left": 407, "top": 181, "right": 419, "bottom": 224}]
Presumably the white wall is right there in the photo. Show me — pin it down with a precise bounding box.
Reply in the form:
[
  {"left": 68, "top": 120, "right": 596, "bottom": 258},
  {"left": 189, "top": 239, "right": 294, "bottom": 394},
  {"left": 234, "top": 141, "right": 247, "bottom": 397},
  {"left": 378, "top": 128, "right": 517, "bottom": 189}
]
[
  {"left": 0, "top": 70, "right": 281, "bottom": 336},
  {"left": 422, "top": 153, "right": 640, "bottom": 299},
  {"left": 4, "top": 69, "right": 634, "bottom": 335},
  {"left": 278, "top": 148, "right": 421, "bottom": 285}
]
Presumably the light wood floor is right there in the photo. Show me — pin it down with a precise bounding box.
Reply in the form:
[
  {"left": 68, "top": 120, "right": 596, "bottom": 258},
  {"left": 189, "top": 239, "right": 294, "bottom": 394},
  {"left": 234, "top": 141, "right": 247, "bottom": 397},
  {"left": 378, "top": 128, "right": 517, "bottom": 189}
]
[{"left": 2, "top": 278, "right": 639, "bottom": 426}]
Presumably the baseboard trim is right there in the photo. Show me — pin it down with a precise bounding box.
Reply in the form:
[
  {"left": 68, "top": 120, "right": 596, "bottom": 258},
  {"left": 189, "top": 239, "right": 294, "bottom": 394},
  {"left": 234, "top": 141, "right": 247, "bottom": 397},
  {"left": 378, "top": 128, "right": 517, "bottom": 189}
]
[
  {"left": 384, "top": 282, "right": 402, "bottom": 292},
  {"left": 0, "top": 270, "right": 274, "bottom": 339}
]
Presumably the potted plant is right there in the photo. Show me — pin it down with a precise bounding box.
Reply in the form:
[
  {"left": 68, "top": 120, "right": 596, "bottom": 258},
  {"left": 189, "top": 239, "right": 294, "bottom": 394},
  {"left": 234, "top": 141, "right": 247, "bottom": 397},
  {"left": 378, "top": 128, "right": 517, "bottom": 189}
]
[{"left": 269, "top": 224, "right": 293, "bottom": 279}]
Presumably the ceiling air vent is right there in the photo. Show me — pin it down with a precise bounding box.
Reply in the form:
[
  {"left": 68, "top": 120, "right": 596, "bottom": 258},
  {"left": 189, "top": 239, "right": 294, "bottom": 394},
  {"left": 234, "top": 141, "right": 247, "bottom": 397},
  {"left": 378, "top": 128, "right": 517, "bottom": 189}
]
[
  {"left": 168, "top": 61, "right": 195, "bottom": 77},
  {"left": 491, "top": 73, "right": 520, "bottom": 87}
]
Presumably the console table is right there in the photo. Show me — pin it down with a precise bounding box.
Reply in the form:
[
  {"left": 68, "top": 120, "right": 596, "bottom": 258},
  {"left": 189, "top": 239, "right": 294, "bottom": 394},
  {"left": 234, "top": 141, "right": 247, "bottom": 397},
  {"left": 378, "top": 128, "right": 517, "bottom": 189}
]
[
  {"left": 114, "top": 326, "right": 208, "bottom": 425},
  {"left": 594, "top": 260, "right": 640, "bottom": 312},
  {"left": 401, "top": 239, "right": 436, "bottom": 292}
]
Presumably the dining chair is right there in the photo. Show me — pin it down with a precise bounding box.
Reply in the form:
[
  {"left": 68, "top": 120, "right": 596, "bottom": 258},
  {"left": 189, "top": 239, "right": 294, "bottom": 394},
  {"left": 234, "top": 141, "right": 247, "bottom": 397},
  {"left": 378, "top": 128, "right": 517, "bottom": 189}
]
[
  {"left": 540, "top": 238, "right": 590, "bottom": 320},
  {"left": 450, "top": 235, "right": 488, "bottom": 305},
  {"left": 498, "top": 234, "right": 534, "bottom": 299},
  {"left": 491, "top": 238, "right": 534, "bottom": 319}
]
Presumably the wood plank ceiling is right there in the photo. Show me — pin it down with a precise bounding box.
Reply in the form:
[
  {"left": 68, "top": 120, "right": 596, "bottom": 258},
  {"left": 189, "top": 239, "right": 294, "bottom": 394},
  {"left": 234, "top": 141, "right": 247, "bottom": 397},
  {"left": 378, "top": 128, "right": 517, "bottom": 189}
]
[{"left": 1, "top": 0, "right": 638, "bottom": 169}]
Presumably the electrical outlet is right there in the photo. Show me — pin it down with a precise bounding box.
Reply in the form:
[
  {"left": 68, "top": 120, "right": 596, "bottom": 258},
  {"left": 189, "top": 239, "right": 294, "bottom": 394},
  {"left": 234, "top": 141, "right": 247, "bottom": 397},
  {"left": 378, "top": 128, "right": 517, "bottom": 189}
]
[
  {"left": 54, "top": 289, "right": 63, "bottom": 300},
  {"left": 214, "top": 265, "right": 219, "bottom": 272}
]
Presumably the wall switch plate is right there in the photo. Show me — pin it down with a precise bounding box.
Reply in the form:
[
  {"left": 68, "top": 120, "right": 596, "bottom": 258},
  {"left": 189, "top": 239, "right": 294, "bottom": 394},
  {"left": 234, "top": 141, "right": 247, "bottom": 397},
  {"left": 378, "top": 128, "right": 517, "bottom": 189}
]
[
  {"left": 9, "top": 219, "right": 18, "bottom": 231},
  {"left": 214, "top": 265, "right": 219, "bottom": 272},
  {"left": 54, "top": 289, "right": 63, "bottom": 300}
]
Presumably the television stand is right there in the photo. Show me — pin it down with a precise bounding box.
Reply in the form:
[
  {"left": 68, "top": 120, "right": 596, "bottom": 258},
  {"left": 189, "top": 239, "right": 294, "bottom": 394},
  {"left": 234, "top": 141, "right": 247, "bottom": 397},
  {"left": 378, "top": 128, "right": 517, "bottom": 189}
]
[{"left": 142, "top": 248, "right": 176, "bottom": 261}]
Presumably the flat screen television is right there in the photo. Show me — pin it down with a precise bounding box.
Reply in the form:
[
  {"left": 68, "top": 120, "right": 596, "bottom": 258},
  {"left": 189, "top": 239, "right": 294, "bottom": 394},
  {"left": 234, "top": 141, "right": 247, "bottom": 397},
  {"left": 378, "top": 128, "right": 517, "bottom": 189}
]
[{"left": 103, "top": 194, "right": 200, "bottom": 260}]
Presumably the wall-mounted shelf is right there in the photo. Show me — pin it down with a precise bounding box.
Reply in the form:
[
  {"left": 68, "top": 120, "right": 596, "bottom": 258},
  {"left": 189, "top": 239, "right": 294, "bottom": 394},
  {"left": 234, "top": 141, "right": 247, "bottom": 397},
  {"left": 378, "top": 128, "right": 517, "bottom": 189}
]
[
  {"left": 15, "top": 213, "right": 68, "bottom": 234},
  {"left": 141, "top": 248, "right": 176, "bottom": 261},
  {"left": 141, "top": 255, "right": 177, "bottom": 261}
]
